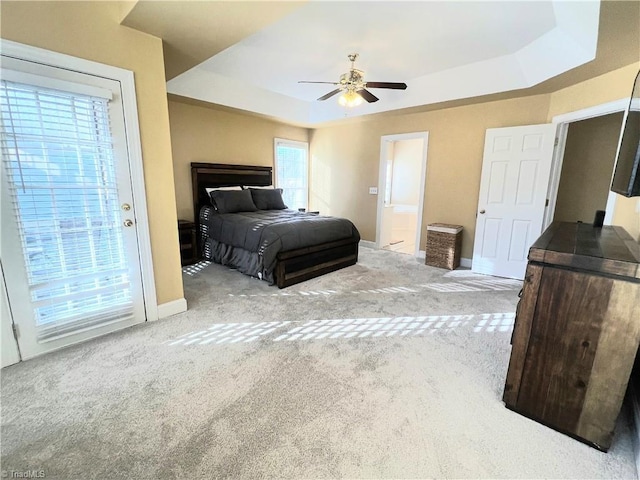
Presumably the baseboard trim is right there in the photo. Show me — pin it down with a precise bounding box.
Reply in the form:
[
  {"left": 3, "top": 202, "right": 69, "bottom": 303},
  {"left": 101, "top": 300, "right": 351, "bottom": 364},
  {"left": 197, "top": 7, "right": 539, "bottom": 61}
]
[
  {"left": 362, "top": 243, "right": 471, "bottom": 268},
  {"left": 157, "top": 298, "right": 187, "bottom": 320}
]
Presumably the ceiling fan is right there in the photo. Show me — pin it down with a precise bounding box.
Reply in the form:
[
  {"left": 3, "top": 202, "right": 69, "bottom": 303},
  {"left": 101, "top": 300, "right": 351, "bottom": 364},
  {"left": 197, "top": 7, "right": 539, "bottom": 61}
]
[{"left": 299, "top": 53, "right": 407, "bottom": 106}]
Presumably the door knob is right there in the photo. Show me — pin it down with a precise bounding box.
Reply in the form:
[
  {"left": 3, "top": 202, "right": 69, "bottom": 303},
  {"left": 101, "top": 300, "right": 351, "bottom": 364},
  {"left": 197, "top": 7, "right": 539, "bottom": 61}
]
[
  {"left": 479, "top": 209, "right": 486, "bottom": 214},
  {"left": 122, "top": 203, "right": 131, "bottom": 211},
  {"left": 123, "top": 219, "right": 134, "bottom": 227}
]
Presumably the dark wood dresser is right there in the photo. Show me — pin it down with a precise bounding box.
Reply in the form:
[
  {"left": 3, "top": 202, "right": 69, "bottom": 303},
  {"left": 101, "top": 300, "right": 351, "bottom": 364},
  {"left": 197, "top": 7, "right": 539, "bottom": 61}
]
[{"left": 504, "top": 222, "right": 640, "bottom": 451}]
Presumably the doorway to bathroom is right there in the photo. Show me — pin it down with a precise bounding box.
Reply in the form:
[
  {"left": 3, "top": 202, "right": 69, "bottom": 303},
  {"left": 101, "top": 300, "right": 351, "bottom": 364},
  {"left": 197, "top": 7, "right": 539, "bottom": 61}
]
[{"left": 376, "top": 132, "right": 428, "bottom": 256}]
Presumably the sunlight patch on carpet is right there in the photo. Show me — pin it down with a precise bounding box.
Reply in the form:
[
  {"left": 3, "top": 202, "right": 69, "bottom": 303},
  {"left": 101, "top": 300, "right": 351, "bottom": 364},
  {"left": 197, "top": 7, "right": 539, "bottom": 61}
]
[
  {"left": 227, "top": 279, "right": 521, "bottom": 298},
  {"left": 443, "top": 270, "right": 489, "bottom": 278},
  {"left": 273, "top": 313, "right": 515, "bottom": 341},
  {"left": 351, "top": 286, "right": 418, "bottom": 294},
  {"left": 164, "top": 321, "right": 292, "bottom": 345},
  {"left": 163, "top": 313, "right": 515, "bottom": 346},
  {"left": 421, "top": 278, "right": 522, "bottom": 292},
  {"left": 230, "top": 289, "right": 338, "bottom": 298},
  {"left": 182, "top": 260, "right": 212, "bottom": 276}
]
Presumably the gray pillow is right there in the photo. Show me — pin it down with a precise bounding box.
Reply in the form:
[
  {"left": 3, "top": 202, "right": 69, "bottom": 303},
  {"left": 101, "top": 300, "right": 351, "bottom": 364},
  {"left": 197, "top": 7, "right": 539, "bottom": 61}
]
[
  {"left": 209, "top": 189, "right": 257, "bottom": 213},
  {"left": 249, "top": 188, "right": 287, "bottom": 210}
]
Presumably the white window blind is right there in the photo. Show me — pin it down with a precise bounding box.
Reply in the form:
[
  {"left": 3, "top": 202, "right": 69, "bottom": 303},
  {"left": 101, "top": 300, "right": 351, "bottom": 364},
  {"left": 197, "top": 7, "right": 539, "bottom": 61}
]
[
  {"left": 275, "top": 139, "right": 308, "bottom": 210},
  {"left": 0, "top": 80, "right": 133, "bottom": 341}
]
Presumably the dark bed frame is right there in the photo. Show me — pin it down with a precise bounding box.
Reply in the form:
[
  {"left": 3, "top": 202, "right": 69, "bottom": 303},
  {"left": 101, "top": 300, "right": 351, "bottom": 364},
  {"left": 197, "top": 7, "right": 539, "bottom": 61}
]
[{"left": 191, "top": 162, "right": 359, "bottom": 288}]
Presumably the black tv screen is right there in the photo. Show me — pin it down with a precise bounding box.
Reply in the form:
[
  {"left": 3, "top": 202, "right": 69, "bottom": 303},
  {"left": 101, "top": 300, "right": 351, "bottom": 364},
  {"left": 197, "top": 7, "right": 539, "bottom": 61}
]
[{"left": 610, "top": 70, "right": 640, "bottom": 197}]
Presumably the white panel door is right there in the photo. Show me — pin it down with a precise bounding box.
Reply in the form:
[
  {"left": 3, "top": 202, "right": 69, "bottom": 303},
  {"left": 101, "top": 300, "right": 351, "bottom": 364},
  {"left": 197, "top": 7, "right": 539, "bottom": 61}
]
[
  {"left": 472, "top": 124, "right": 557, "bottom": 279},
  {"left": 1, "top": 57, "right": 146, "bottom": 360}
]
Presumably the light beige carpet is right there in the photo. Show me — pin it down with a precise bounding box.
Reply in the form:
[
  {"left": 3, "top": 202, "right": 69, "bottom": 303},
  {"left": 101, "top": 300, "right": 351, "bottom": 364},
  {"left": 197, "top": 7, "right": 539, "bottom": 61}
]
[{"left": 1, "top": 247, "right": 637, "bottom": 479}]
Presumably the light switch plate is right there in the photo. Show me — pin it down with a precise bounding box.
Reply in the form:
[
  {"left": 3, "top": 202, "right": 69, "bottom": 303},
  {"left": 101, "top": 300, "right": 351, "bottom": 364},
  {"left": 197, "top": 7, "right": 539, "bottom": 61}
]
[{"left": 369, "top": 187, "right": 378, "bottom": 195}]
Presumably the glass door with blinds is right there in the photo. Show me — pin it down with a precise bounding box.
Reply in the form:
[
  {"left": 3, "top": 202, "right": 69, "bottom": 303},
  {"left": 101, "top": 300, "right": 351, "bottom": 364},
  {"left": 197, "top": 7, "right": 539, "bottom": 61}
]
[{"left": 0, "top": 57, "right": 146, "bottom": 360}]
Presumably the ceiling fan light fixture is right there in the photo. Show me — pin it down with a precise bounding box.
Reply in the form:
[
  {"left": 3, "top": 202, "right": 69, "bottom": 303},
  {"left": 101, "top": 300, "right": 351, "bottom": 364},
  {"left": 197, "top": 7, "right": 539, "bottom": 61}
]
[
  {"left": 338, "top": 90, "right": 363, "bottom": 108},
  {"left": 300, "top": 53, "right": 407, "bottom": 106}
]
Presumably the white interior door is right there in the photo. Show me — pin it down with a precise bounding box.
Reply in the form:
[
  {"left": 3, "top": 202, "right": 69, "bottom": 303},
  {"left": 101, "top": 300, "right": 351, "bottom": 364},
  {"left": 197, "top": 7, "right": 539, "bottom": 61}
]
[
  {"left": 472, "top": 124, "right": 557, "bottom": 279},
  {"left": 0, "top": 57, "right": 146, "bottom": 360}
]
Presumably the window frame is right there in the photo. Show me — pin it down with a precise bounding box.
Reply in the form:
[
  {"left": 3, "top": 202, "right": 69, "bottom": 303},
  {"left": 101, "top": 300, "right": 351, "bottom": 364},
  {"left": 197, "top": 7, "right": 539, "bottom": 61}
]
[{"left": 273, "top": 138, "right": 309, "bottom": 210}]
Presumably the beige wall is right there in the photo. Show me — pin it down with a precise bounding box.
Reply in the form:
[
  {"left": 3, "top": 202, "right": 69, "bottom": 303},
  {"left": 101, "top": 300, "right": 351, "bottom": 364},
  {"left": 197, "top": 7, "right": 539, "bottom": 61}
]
[
  {"left": 168, "top": 98, "right": 310, "bottom": 221},
  {"left": 310, "top": 95, "right": 552, "bottom": 258},
  {"left": 547, "top": 63, "right": 640, "bottom": 120},
  {"left": 310, "top": 63, "right": 640, "bottom": 258},
  {"left": 553, "top": 113, "right": 623, "bottom": 224},
  {"left": 548, "top": 62, "right": 640, "bottom": 241},
  {"left": 613, "top": 196, "right": 640, "bottom": 241},
  {"left": 0, "top": 2, "right": 635, "bottom": 310},
  {"left": 0, "top": 1, "right": 183, "bottom": 304}
]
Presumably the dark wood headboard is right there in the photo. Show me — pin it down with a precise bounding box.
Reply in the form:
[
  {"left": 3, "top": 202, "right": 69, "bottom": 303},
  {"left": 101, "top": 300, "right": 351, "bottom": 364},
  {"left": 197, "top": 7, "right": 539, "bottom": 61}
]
[{"left": 190, "top": 162, "right": 272, "bottom": 219}]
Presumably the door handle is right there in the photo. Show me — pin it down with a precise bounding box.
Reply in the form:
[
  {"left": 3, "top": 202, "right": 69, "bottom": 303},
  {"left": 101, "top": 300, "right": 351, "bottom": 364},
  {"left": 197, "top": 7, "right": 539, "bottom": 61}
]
[
  {"left": 123, "top": 219, "right": 134, "bottom": 227},
  {"left": 479, "top": 209, "right": 486, "bottom": 214}
]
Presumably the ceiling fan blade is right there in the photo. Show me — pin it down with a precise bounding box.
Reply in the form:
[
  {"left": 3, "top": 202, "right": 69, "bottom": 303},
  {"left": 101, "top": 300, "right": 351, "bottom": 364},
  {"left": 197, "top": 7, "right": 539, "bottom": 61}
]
[
  {"left": 317, "top": 88, "right": 342, "bottom": 101},
  {"left": 365, "top": 82, "right": 407, "bottom": 90},
  {"left": 356, "top": 89, "right": 379, "bottom": 103},
  {"left": 298, "top": 81, "right": 339, "bottom": 85}
]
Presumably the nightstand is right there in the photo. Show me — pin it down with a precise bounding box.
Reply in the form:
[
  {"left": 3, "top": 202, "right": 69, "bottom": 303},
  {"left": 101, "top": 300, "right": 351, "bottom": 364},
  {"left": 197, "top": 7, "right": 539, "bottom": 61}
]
[{"left": 178, "top": 220, "right": 197, "bottom": 266}]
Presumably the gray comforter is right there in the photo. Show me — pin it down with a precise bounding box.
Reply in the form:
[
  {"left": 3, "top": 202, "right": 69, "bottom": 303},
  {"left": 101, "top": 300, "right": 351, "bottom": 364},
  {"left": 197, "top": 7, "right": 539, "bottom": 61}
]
[{"left": 199, "top": 206, "right": 360, "bottom": 282}]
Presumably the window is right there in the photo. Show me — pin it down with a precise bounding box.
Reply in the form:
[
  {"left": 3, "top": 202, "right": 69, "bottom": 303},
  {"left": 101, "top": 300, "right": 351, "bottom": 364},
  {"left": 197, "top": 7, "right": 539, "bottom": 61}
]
[{"left": 274, "top": 138, "right": 308, "bottom": 210}]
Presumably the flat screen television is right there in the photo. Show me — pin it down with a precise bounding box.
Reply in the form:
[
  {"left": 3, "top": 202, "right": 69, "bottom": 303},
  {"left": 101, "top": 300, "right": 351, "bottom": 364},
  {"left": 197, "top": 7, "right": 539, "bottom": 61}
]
[{"left": 610, "top": 69, "right": 640, "bottom": 197}]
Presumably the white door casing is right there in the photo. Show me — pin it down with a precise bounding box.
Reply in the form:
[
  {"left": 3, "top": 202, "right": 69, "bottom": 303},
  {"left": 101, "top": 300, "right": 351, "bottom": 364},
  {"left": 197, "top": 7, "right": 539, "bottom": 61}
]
[
  {"left": 472, "top": 124, "right": 557, "bottom": 280},
  {"left": 376, "top": 132, "right": 428, "bottom": 256},
  {"left": 380, "top": 205, "right": 394, "bottom": 248},
  {"left": 0, "top": 169, "right": 21, "bottom": 367},
  {"left": 0, "top": 46, "right": 155, "bottom": 360},
  {"left": 545, "top": 98, "right": 630, "bottom": 229},
  {"left": 1, "top": 263, "right": 20, "bottom": 367}
]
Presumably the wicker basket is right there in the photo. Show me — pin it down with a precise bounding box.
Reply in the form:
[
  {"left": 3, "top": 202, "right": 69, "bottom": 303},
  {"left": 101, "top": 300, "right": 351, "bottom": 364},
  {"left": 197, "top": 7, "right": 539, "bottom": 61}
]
[{"left": 425, "top": 224, "right": 463, "bottom": 270}]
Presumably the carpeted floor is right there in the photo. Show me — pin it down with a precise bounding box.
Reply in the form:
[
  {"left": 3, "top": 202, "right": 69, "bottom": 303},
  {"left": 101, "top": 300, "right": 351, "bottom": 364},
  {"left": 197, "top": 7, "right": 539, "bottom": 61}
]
[{"left": 1, "top": 247, "right": 637, "bottom": 479}]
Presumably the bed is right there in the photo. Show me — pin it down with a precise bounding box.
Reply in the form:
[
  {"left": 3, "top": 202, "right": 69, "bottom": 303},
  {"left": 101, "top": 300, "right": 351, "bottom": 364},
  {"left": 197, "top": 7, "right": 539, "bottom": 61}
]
[{"left": 191, "top": 162, "right": 360, "bottom": 288}]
